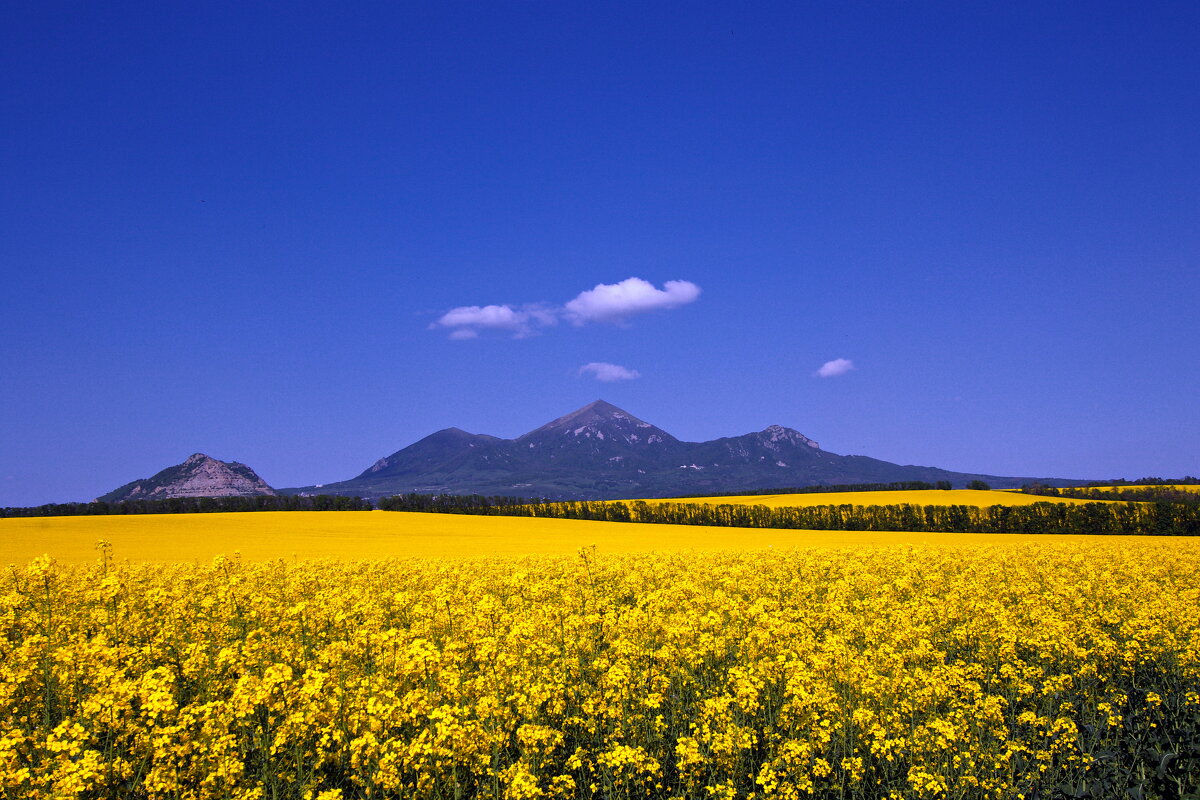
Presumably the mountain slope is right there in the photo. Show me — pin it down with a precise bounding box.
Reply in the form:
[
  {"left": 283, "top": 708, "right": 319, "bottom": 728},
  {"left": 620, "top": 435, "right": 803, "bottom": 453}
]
[
  {"left": 97, "top": 453, "right": 277, "bottom": 502},
  {"left": 319, "top": 427, "right": 520, "bottom": 497},
  {"left": 286, "top": 401, "right": 1077, "bottom": 500}
]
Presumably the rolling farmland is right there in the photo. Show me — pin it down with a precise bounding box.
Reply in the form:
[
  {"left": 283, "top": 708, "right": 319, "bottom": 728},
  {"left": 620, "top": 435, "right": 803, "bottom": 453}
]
[
  {"left": 4, "top": 498, "right": 1198, "bottom": 797},
  {"left": 0, "top": 508, "right": 1123, "bottom": 566}
]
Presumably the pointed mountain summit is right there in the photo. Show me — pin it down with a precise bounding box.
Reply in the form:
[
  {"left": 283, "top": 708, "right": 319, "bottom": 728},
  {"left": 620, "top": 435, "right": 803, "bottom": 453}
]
[
  {"left": 519, "top": 400, "right": 677, "bottom": 447},
  {"left": 97, "top": 453, "right": 277, "bottom": 502},
  {"left": 511, "top": 400, "right": 680, "bottom": 476}
]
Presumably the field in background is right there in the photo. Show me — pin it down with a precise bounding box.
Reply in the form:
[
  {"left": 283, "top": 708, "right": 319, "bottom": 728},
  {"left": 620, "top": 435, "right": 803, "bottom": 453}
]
[
  {"left": 0, "top": 508, "right": 1158, "bottom": 565},
  {"left": 1080, "top": 484, "right": 1200, "bottom": 493},
  {"left": 649, "top": 488, "right": 1102, "bottom": 508}
]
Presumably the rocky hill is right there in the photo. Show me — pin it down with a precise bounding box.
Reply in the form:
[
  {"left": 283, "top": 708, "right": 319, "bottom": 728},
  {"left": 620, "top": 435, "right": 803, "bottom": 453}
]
[
  {"left": 285, "top": 400, "right": 1076, "bottom": 500},
  {"left": 97, "top": 453, "right": 277, "bottom": 502}
]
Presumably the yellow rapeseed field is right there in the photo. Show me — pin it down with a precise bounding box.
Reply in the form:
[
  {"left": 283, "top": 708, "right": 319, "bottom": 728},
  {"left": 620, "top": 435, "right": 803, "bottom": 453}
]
[
  {"left": 0, "top": 510, "right": 1121, "bottom": 565},
  {"left": 2, "top": 537, "right": 1197, "bottom": 799},
  {"left": 648, "top": 489, "right": 1100, "bottom": 508}
]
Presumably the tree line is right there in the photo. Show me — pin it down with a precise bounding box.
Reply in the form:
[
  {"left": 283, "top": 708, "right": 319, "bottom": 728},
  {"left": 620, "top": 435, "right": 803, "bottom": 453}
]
[
  {"left": 1084, "top": 476, "right": 1198, "bottom": 486},
  {"left": 0, "top": 494, "right": 373, "bottom": 518},
  {"left": 378, "top": 493, "right": 529, "bottom": 513},
  {"left": 672, "top": 480, "right": 956, "bottom": 498},
  {"left": 375, "top": 482, "right": 963, "bottom": 513},
  {"left": 1022, "top": 483, "right": 1200, "bottom": 506},
  {"left": 380, "top": 495, "right": 1200, "bottom": 536}
]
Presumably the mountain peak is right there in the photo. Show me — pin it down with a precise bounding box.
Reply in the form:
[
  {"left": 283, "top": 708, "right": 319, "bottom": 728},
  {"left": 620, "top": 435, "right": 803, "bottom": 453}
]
[
  {"left": 431, "top": 426, "right": 472, "bottom": 438},
  {"left": 759, "top": 425, "right": 820, "bottom": 450},
  {"left": 555, "top": 398, "right": 625, "bottom": 422},
  {"left": 97, "top": 454, "right": 276, "bottom": 502},
  {"left": 423, "top": 427, "right": 503, "bottom": 443},
  {"left": 585, "top": 398, "right": 619, "bottom": 411},
  {"left": 519, "top": 400, "right": 676, "bottom": 444},
  {"left": 554, "top": 399, "right": 625, "bottom": 418}
]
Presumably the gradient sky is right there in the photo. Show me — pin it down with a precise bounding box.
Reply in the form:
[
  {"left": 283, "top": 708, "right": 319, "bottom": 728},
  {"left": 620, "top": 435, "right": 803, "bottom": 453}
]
[{"left": 3, "top": 2, "right": 1198, "bottom": 506}]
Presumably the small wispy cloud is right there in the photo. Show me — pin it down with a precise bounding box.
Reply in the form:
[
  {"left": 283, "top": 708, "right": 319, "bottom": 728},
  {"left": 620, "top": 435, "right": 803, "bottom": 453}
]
[
  {"left": 563, "top": 278, "right": 701, "bottom": 325},
  {"left": 431, "top": 277, "right": 700, "bottom": 339},
  {"left": 579, "top": 362, "right": 641, "bottom": 382},
  {"left": 815, "top": 358, "right": 855, "bottom": 378},
  {"left": 430, "top": 303, "right": 557, "bottom": 339}
]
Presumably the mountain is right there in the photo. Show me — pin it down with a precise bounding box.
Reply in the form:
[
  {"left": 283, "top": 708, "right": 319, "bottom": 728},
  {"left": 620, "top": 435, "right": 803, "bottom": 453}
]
[
  {"left": 517, "top": 400, "right": 680, "bottom": 470},
  {"left": 286, "top": 400, "right": 1077, "bottom": 500},
  {"left": 97, "top": 453, "right": 277, "bottom": 502}
]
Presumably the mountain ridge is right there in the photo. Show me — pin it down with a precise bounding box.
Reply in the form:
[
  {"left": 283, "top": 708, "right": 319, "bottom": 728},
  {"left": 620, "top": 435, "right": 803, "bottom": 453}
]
[{"left": 284, "top": 400, "right": 1081, "bottom": 500}]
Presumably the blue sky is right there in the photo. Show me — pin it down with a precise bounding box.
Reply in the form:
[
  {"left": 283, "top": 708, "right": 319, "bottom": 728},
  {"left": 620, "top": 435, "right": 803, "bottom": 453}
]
[{"left": 2, "top": 2, "right": 1198, "bottom": 505}]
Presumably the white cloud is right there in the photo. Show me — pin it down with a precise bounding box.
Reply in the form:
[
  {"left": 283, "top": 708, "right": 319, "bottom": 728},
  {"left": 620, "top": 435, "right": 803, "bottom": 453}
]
[
  {"left": 434, "top": 304, "right": 523, "bottom": 330},
  {"left": 579, "top": 362, "right": 641, "bottom": 382},
  {"left": 430, "top": 303, "right": 556, "bottom": 339},
  {"left": 815, "top": 358, "right": 855, "bottom": 378},
  {"left": 563, "top": 277, "right": 701, "bottom": 324},
  {"left": 432, "top": 277, "right": 700, "bottom": 339}
]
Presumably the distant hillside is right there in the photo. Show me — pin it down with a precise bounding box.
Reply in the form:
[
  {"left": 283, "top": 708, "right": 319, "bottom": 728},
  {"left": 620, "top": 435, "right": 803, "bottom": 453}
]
[
  {"left": 97, "top": 453, "right": 277, "bottom": 502},
  {"left": 285, "top": 400, "right": 1083, "bottom": 500}
]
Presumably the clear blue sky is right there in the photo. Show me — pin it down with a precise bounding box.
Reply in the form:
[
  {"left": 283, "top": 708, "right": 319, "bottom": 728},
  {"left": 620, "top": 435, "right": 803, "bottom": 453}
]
[{"left": 3, "top": 2, "right": 1198, "bottom": 505}]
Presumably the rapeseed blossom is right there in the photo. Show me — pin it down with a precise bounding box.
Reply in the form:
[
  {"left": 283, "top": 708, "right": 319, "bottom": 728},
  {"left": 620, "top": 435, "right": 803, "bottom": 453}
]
[{"left": 1, "top": 540, "right": 1197, "bottom": 798}]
